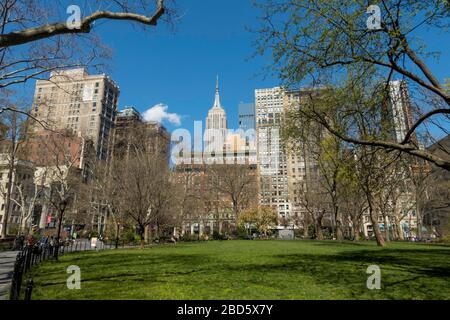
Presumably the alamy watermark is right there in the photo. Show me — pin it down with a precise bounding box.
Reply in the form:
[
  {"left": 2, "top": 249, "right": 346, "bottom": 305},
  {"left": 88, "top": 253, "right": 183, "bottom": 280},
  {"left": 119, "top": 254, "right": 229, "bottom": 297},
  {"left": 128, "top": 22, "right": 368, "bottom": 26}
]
[
  {"left": 67, "top": 265, "right": 81, "bottom": 289},
  {"left": 366, "top": 265, "right": 381, "bottom": 290},
  {"left": 366, "top": 5, "right": 382, "bottom": 30},
  {"left": 66, "top": 5, "right": 82, "bottom": 30}
]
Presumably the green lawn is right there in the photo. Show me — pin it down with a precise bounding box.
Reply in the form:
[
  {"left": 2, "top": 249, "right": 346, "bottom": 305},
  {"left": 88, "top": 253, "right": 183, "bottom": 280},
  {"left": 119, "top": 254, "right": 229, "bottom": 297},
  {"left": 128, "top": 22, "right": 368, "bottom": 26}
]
[{"left": 28, "top": 240, "right": 450, "bottom": 300}]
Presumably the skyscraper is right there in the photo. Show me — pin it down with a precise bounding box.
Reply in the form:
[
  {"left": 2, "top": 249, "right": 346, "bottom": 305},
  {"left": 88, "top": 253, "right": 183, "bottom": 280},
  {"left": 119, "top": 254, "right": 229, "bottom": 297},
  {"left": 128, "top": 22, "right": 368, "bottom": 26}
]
[
  {"left": 204, "top": 76, "right": 228, "bottom": 155},
  {"left": 388, "top": 80, "right": 415, "bottom": 144},
  {"left": 283, "top": 88, "right": 325, "bottom": 222},
  {"left": 31, "top": 68, "right": 119, "bottom": 160},
  {"left": 238, "top": 102, "right": 256, "bottom": 132},
  {"left": 255, "top": 87, "right": 291, "bottom": 219},
  {"left": 113, "top": 106, "right": 170, "bottom": 160}
]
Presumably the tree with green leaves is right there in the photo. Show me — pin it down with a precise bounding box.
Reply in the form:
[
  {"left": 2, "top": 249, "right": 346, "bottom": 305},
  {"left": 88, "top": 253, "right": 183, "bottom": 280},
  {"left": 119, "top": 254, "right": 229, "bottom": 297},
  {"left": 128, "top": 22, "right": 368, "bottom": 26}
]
[
  {"left": 255, "top": 0, "right": 449, "bottom": 170},
  {"left": 238, "top": 206, "right": 278, "bottom": 237}
]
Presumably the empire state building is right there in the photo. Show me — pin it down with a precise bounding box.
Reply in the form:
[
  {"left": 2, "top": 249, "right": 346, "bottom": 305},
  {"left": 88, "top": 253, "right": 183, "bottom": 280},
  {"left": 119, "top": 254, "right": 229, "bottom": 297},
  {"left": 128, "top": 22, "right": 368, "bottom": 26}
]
[{"left": 204, "top": 76, "right": 228, "bottom": 153}]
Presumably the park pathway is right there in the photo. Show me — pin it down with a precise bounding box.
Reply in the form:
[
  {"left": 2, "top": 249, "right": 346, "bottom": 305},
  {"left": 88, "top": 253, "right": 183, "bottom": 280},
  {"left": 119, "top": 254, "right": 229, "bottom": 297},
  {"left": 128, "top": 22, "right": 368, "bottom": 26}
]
[{"left": 0, "top": 251, "right": 19, "bottom": 300}]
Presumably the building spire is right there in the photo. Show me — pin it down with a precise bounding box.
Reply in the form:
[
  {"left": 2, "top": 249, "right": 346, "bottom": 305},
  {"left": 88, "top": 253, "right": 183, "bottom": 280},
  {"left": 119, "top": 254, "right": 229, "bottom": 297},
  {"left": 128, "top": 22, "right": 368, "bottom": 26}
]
[{"left": 213, "top": 75, "right": 221, "bottom": 108}]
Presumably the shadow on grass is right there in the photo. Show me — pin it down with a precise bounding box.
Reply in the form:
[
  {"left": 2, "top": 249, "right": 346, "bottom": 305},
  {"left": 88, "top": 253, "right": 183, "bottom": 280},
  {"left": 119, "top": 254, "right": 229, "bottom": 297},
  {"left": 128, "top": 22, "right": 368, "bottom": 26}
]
[
  {"left": 216, "top": 247, "right": 450, "bottom": 299},
  {"left": 33, "top": 244, "right": 450, "bottom": 299},
  {"left": 34, "top": 252, "right": 216, "bottom": 287}
]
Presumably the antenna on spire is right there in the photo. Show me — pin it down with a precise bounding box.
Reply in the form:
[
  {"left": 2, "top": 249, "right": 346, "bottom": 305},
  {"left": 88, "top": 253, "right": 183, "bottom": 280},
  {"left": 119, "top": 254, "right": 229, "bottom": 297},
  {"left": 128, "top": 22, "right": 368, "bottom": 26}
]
[{"left": 213, "top": 75, "right": 221, "bottom": 108}]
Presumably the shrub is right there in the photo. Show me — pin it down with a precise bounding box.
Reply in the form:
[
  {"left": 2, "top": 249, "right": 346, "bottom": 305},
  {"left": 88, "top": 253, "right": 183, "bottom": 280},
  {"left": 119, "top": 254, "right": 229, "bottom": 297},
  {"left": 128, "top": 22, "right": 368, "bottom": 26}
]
[
  {"left": 180, "top": 234, "right": 199, "bottom": 242},
  {"left": 122, "top": 229, "right": 137, "bottom": 243},
  {"left": 89, "top": 230, "right": 99, "bottom": 238},
  {"left": 212, "top": 231, "right": 227, "bottom": 240},
  {"left": 232, "top": 226, "right": 251, "bottom": 240}
]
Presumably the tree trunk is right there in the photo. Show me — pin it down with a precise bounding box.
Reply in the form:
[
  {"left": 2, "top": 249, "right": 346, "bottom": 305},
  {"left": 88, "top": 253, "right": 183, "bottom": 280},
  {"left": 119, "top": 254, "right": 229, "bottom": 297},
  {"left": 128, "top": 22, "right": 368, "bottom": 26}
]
[
  {"left": 352, "top": 217, "right": 361, "bottom": 241},
  {"left": 54, "top": 209, "right": 64, "bottom": 260},
  {"left": 384, "top": 214, "right": 390, "bottom": 242},
  {"left": 315, "top": 224, "right": 323, "bottom": 240},
  {"left": 416, "top": 205, "right": 422, "bottom": 240},
  {"left": 368, "top": 199, "right": 385, "bottom": 246},
  {"left": 335, "top": 216, "right": 344, "bottom": 241},
  {"left": 303, "top": 221, "right": 309, "bottom": 238},
  {"left": 20, "top": 215, "right": 28, "bottom": 235},
  {"left": 315, "top": 214, "right": 324, "bottom": 240},
  {"left": 1, "top": 152, "right": 15, "bottom": 239},
  {"left": 395, "top": 218, "right": 404, "bottom": 240},
  {"left": 354, "top": 226, "right": 360, "bottom": 241},
  {"left": 333, "top": 205, "right": 344, "bottom": 241},
  {"left": 144, "top": 225, "right": 149, "bottom": 243},
  {"left": 139, "top": 226, "right": 145, "bottom": 249},
  {"left": 115, "top": 223, "right": 120, "bottom": 249}
]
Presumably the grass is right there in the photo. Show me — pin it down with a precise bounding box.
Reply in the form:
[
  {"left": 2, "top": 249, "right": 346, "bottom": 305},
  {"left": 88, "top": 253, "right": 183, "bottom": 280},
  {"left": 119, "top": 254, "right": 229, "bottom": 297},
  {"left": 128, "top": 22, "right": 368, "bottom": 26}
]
[{"left": 27, "top": 240, "right": 450, "bottom": 300}]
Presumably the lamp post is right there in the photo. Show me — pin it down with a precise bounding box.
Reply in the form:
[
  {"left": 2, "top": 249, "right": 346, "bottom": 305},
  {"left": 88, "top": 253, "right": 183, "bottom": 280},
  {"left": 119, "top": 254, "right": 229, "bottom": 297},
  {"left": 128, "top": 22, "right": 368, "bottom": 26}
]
[{"left": 115, "top": 222, "right": 120, "bottom": 249}]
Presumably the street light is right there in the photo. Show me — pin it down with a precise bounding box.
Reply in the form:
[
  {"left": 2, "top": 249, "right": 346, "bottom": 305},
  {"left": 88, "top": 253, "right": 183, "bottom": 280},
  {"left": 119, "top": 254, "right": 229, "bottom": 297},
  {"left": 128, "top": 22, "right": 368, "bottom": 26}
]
[{"left": 115, "top": 222, "right": 120, "bottom": 249}]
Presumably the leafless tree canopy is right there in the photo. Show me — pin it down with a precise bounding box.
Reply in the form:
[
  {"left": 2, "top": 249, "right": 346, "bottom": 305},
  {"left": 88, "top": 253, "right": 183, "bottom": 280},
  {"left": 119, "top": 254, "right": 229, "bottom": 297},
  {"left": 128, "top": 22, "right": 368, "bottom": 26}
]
[
  {"left": 0, "top": 0, "right": 171, "bottom": 103},
  {"left": 207, "top": 164, "right": 257, "bottom": 218}
]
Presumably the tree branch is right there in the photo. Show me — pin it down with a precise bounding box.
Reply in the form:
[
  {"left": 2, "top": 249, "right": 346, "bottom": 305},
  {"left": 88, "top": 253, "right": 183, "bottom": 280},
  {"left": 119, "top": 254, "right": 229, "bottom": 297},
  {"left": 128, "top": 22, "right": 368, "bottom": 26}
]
[
  {"left": 401, "top": 108, "right": 450, "bottom": 145},
  {"left": 0, "top": 1, "right": 165, "bottom": 48},
  {"left": 314, "top": 113, "right": 450, "bottom": 171}
]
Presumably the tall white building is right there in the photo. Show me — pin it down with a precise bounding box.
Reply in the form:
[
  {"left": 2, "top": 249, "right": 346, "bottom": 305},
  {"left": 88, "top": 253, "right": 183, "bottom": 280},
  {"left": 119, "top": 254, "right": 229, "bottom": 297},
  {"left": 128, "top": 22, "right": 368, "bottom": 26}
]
[
  {"left": 255, "top": 87, "right": 291, "bottom": 219},
  {"left": 388, "top": 80, "right": 414, "bottom": 144},
  {"left": 204, "top": 76, "right": 228, "bottom": 154}
]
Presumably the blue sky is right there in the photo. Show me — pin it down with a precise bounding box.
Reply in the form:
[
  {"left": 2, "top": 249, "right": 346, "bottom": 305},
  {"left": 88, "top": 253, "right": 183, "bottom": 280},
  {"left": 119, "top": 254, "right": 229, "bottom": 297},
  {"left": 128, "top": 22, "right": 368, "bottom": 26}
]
[
  {"left": 16, "top": 0, "right": 449, "bottom": 137},
  {"left": 93, "top": 0, "right": 449, "bottom": 135},
  {"left": 95, "top": 0, "right": 279, "bottom": 134}
]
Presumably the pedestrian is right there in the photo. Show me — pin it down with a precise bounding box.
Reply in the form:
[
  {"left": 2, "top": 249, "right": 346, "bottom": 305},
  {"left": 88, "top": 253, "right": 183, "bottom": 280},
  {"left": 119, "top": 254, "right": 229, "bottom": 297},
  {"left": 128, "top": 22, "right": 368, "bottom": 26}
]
[
  {"left": 13, "top": 235, "right": 20, "bottom": 250},
  {"left": 18, "top": 234, "right": 25, "bottom": 249},
  {"left": 26, "top": 234, "right": 35, "bottom": 247},
  {"left": 49, "top": 236, "right": 55, "bottom": 255}
]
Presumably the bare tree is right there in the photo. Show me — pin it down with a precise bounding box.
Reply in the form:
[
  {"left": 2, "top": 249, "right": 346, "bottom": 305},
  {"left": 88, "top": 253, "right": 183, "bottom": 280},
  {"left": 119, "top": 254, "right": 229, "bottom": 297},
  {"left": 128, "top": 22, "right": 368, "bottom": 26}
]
[
  {"left": 207, "top": 164, "right": 257, "bottom": 221},
  {"left": 339, "top": 186, "right": 367, "bottom": 241},
  {"left": 0, "top": 1, "right": 169, "bottom": 87},
  {"left": 352, "top": 147, "right": 405, "bottom": 246},
  {"left": 117, "top": 151, "right": 176, "bottom": 246},
  {"left": 0, "top": 107, "right": 31, "bottom": 238},
  {"left": 284, "top": 102, "right": 348, "bottom": 240},
  {"left": 295, "top": 175, "right": 330, "bottom": 240},
  {"left": 9, "top": 173, "right": 45, "bottom": 235},
  {"left": 88, "top": 158, "right": 127, "bottom": 247},
  {"left": 28, "top": 130, "right": 86, "bottom": 257},
  {"left": 374, "top": 160, "right": 407, "bottom": 242}
]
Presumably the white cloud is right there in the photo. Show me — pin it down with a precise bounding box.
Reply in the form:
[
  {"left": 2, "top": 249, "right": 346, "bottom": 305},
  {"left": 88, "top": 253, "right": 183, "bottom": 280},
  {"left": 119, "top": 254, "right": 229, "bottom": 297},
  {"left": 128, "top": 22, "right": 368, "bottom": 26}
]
[{"left": 142, "top": 103, "right": 181, "bottom": 126}]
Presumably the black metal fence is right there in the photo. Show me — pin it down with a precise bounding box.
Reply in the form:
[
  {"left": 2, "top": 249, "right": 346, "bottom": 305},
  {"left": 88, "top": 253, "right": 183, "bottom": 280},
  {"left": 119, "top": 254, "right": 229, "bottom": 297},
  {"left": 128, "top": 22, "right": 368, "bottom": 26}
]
[{"left": 9, "top": 239, "right": 139, "bottom": 300}]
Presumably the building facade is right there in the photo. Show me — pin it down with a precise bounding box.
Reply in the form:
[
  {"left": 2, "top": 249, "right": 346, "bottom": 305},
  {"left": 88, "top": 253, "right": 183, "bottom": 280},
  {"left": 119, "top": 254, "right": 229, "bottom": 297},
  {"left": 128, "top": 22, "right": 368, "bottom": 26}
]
[
  {"left": 31, "top": 68, "right": 119, "bottom": 160},
  {"left": 283, "top": 89, "right": 321, "bottom": 222},
  {"left": 204, "top": 77, "right": 228, "bottom": 154},
  {"left": 113, "top": 106, "right": 170, "bottom": 160},
  {"left": 255, "top": 87, "right": 291, "bottom": 219},
  {"left": 238, "top": 102, "right": 256, "bottom": 132},
  {"left": 388, "top": 80, "right": 415, "bottom": 144}
]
